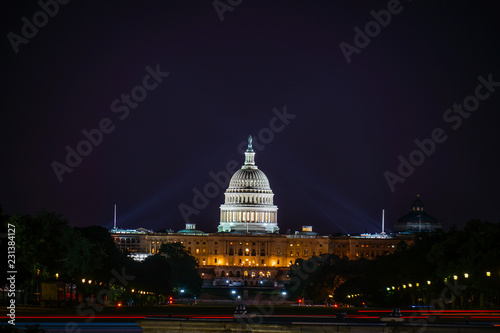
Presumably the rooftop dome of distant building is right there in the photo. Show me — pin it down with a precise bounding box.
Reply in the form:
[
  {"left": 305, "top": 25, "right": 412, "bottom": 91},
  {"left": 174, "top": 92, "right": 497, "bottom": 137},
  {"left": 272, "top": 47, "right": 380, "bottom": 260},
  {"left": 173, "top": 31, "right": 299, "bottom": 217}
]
[
  {"left": 394, "top": 195, "right": 441, "bottom": 233},
  {"left": 398, "top": 195, "right": 437, "bottom": 224}
]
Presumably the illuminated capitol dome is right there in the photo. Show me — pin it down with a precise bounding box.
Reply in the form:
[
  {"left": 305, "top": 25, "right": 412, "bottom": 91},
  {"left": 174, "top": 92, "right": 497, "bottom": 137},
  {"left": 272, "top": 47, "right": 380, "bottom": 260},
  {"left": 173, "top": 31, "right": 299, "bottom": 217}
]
[
  {"left": 217, "top": 136, "right": 279, "bottom": 233},
  {"left": 111, "top": 135, "right": 413, "bottom": 283}
]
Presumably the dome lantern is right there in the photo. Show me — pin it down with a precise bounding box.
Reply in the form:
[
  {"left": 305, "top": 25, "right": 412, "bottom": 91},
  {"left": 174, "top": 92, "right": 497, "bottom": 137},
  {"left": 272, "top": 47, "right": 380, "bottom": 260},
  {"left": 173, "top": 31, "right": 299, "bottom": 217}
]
[{"left": 244, "top": 135, "right": 255, "bottom": 166}]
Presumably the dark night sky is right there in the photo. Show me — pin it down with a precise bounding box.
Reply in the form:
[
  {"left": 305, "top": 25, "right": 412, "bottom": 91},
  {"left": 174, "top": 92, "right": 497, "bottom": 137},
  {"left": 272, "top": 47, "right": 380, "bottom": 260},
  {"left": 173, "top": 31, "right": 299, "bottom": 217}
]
[{"left": 1, "top": 1, "right": 499, "bottom": 235}]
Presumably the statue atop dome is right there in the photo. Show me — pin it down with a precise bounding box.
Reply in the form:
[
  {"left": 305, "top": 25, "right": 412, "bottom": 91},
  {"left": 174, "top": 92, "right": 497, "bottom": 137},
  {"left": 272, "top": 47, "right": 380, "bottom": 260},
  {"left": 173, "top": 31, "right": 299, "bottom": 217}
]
[
  {"left": 247, "top": 135, "right": 253, "bottom": 152},
  {"left": 244, "top": 135, "right": 256, "bottom": 167}
]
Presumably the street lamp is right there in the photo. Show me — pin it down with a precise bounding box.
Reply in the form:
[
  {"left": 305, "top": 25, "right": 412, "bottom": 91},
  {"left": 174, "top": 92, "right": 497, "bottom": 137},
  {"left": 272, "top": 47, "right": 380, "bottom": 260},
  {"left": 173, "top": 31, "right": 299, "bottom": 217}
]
[
  {"left": 453, "top": 275, "right": 458, "bottom": 280},
  {"left": 464, "top": 273, "right": 469, "bottom": 279},
  {"left": 486, "top": 271, "right": 491, "bottom": 277}
]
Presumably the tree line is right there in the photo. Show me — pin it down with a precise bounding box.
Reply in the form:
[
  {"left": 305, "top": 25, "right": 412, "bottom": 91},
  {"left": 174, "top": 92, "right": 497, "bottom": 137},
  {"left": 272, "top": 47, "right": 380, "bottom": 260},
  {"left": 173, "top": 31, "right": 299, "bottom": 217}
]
[
  {"left": 287, "top": 220, "right": 500, "bottom": 309},
  {"left": 0, "top": 206, "right": 201, "bottom": 306}
]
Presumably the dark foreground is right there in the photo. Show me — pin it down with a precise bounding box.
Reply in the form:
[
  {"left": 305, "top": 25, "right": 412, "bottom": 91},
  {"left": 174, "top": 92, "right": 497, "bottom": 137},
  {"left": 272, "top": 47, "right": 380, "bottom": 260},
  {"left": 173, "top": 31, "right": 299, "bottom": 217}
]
[{"left": 2, "top": 305, "right": 500, "bottom": 332}]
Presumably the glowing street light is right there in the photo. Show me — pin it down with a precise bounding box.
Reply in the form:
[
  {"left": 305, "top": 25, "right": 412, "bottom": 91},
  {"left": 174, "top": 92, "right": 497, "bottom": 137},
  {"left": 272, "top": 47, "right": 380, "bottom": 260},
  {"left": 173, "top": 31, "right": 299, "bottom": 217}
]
[
  {"left": 82, "top": 279, "right": 85, "bottom": 283},
  {"left": 486, "top": 271, "right": 491, "bottom": 277},
  {"left": 453, "top": 275, "right": 458, "bottom": 280},
  {"left": 464, "top": 273, "right": 469, "bottom": 279},
  {"left": 427, "top": 280, "right": 431, "bottom": 285}
]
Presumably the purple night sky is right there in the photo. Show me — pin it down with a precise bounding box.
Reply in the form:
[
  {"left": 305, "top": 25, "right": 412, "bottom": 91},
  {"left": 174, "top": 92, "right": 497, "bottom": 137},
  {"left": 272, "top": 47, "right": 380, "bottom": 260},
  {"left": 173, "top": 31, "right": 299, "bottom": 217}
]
[{"left": 1, "top": 1, "right": 499, "bottom": 235}]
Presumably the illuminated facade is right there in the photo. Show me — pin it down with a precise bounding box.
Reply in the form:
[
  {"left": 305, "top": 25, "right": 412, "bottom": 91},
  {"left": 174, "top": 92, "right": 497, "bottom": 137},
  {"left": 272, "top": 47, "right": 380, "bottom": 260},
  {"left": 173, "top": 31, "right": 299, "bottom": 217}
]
[
  {"left": 111, "top": 136, "right": 412, "bottom": 287},
  {"left": 218, "top": 136, "right": 279, "bottom": 233}
]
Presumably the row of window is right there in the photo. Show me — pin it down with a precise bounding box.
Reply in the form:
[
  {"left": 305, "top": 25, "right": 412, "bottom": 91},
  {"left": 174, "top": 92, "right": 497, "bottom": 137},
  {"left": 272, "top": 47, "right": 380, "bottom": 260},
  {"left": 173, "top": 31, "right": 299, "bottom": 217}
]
[
  {"left": 214, "top": 258, "right": 268, "bottom": 265},
  {"left": 188, "top": 248, "right": 322, "bottom": 258},
  {"left": 224, "top": 195, "right": 272, "bottom": 204},
  {"left": 116, "top": 238, "right": 138, "bottom": 243},
  {"left": 220, "top": 270, "right": 272, "bottom": 278},
  {"left": 221, "top": 210, "right": 276, "bottom": 223}
]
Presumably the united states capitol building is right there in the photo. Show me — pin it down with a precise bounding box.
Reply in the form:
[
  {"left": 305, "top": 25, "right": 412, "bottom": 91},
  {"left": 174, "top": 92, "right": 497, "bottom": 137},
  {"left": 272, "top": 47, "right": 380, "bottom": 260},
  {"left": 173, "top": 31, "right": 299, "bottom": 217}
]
[{"left": 111, "top": 137, "right": 425, "bottom": 287}]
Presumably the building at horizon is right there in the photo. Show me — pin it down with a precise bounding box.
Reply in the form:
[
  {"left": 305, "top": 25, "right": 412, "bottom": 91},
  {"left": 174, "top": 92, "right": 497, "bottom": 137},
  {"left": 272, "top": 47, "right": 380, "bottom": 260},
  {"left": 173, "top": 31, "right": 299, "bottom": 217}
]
[
  {"left": 111, "top": 136, "right": 412, "bottom": 288},
  {"left": 393, "top": 195, "right": 441, "bottom": 233}
]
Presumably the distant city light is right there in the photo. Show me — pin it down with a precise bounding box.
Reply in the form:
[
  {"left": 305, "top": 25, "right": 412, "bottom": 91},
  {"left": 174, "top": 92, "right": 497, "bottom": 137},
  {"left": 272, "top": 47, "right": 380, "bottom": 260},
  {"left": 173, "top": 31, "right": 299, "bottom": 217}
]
[
  {"left": 464, "top": 273, "right": 469, "bottom": 279},
  {"left": 486, "top": 271, "right": 491, "bottom": 277},
  {"left": 180, "top": 289, "right": 185, "bottom": 293},
  {"left": 453, "top": 275, "right": 458, "bottom": 280}
]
